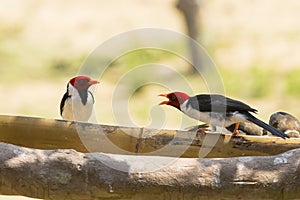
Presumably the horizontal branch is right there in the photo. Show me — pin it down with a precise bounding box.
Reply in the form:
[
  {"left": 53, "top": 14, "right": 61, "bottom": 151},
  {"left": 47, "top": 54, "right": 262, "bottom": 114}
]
[
  {"left": 1, "top": 115, "right": 300, "bottom": 158},
  {"left": 0, "top": 142, "right": 300, "bottom": 199}
]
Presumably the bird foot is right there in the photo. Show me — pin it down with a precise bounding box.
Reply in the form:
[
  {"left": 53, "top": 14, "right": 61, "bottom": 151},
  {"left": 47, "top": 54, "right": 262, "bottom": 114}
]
[
  {"left": 232, "top": 122, "right": 240, "bottom": 136},
  {"left": 196, "top": 127, "right": 210, "bottom": 136},
  {"left": 232, "top": 129, "right": 239, "bottom": 136}
]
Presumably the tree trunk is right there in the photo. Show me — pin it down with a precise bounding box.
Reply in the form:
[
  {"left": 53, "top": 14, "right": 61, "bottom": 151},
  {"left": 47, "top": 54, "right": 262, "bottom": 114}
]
[
  {"left": 177, "top": 0, "right": 202, "bottom": 73},
  {"left": 0, "top": 142, "right": 300, "bottom": 200},
  {"left": 177, "top": 0, "right": 200, "bottom": 41}
]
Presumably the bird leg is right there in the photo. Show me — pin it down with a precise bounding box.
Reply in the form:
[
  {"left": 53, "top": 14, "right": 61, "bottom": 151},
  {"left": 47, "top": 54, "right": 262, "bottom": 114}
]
[
  {"left": 232, "top": 122, "right": 240, "bottom": 136},
  {"left": 196, "top": 127, "right": 210, "bottom": 135},
  {"left": 196, "top": 124, "right": 211, "bottom": 136},
  {"left": 183, "top": 124, "right": 210, "bottom": 136}
]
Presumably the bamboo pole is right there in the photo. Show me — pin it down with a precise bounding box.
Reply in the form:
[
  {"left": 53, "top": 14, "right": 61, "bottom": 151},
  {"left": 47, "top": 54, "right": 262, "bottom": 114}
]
[{"left": 0, "top": 115, "right": 300, "bottom": 158}]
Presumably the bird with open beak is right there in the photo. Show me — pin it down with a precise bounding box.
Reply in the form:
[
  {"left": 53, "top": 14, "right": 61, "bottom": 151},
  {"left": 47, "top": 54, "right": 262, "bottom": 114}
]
[{"left": 159, "top": 92, "right": 289, "bottom": 139}]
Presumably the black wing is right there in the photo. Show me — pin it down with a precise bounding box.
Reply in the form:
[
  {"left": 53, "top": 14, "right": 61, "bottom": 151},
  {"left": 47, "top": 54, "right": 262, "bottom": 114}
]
[
  {"left": 187, "top": 94, "right": 257, "bottom": 113},
  {"left": 60, "top": 92, "right": 71, "bottom": 116}
]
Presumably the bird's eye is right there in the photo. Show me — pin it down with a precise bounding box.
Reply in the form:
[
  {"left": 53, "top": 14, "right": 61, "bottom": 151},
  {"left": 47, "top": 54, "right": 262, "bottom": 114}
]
[{"left": 170, "top": 94, "right": 177, "bottom": 100}]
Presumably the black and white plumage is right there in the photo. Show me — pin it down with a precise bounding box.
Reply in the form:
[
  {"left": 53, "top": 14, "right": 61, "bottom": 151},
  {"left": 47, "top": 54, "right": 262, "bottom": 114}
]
[
  {"left": 60, "top": 76, "right": 99, "bottom": 122},
  {"left": 159, "top": 92, "right": 289, "bottom": 139}
]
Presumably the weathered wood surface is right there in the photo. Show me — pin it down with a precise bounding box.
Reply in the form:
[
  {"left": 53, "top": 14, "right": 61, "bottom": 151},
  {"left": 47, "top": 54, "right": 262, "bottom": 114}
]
[
  {"left": 0, "top": 142, "right": 299, "bottom": 200},
  {"left": 0, "top": 115, "right": 300, "bottom": 158}
]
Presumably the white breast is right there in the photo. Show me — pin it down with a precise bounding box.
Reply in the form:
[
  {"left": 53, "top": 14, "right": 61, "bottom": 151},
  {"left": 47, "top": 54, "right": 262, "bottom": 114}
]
[
  {"left": 62, "top": 85, "right": 94, "bottom": 122},
  {"left": 180, "top": 100, "right": 209, "bottom": 122},
  {"left": 180, "top": 100, "right": 247, "bottom": 127}
]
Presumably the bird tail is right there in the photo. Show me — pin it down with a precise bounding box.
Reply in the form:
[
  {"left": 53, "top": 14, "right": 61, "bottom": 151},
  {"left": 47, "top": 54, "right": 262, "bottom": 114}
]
[{"left": 245, "top": 113, "right": 290, "bottom": 139}]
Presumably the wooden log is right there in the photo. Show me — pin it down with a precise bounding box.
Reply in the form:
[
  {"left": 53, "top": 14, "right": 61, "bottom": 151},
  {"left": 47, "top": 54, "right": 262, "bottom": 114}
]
[
  {"left": 0, "top": 142, "right": 299, "bottom": 199},
  {"left": 0, "top": 115, "right": 300, "bottom": 158}
]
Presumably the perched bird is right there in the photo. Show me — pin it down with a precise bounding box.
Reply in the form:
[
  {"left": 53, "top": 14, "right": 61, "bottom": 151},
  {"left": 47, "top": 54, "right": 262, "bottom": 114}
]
[
  {"left": 264, "top": 111, "right": 300, "bottom": 138},
  {"left": 60, "top": 76, "right": 99, "bottom": 122},
  {"left": 159, "top": 92, "right": 289, "bottom": 139}
]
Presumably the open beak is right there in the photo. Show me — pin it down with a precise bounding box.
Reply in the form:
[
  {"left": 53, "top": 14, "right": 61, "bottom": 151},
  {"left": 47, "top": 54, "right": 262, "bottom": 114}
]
[
  {"left": 158, "top": 94, "right": 170, "bottom": 105},
  {"left": 88, "top": 79, "right": 100, "bottom": 85}
]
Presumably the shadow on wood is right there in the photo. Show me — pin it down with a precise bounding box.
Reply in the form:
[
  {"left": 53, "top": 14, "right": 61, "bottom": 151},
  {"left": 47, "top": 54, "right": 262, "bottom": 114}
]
[
  {"left": 0, "top": 115, "right": 300, "bottom": 158},
  {"left": 0, "top": 142, "right": 299, "bottom": 199}
]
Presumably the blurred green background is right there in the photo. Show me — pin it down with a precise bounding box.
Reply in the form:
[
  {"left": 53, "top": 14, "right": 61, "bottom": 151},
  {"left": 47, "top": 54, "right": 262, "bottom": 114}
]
[{"left": 0, "top": 0, "right": 300, "bottom": 129}]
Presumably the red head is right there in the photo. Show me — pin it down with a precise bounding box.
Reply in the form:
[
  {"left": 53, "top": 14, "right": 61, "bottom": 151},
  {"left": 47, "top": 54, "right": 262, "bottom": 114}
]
[
  {"left": 69, "top": 76, "right": 99, "bottom": 91},
  {"left": 159, "top": 92, "right": 190, "bottom": 110}
]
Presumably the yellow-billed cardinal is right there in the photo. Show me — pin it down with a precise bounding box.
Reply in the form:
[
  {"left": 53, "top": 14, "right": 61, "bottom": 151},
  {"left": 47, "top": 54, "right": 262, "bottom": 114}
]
[
  {"left": 159, "top": 92, "right": 289, "bottom": 139},
  {"left": 60, "top": 76, "right": 99, "bottom": 122}
]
